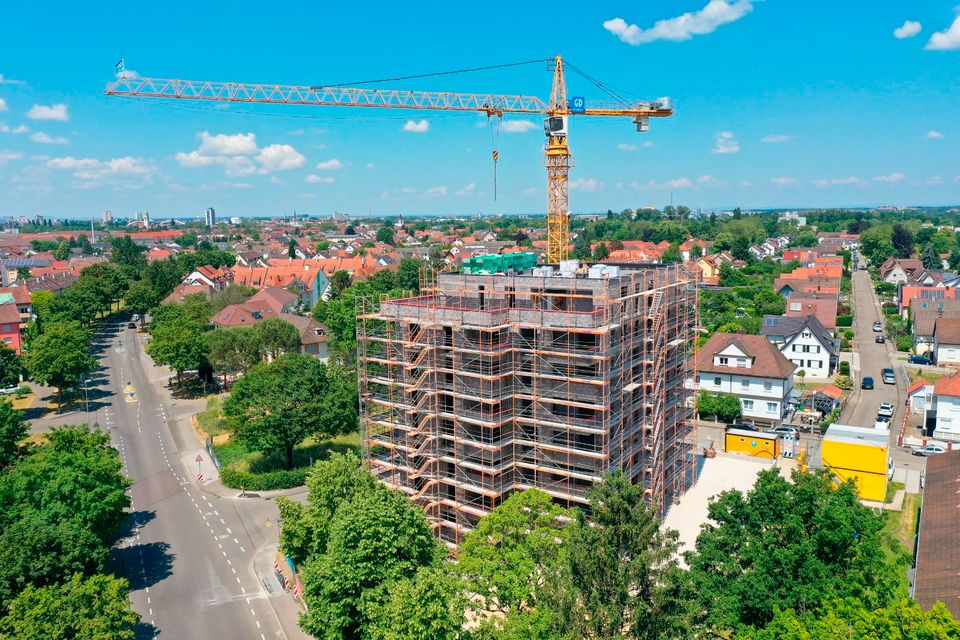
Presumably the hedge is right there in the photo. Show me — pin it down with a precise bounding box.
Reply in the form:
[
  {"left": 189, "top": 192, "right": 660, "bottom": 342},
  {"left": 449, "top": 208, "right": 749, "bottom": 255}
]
[
  {"left": 836, "top": 315, "right": 853, "bottom": 327},
  {"left": 220, "top": 466, "right": 311, "bottom": 491},
  {"left": 839, "top": 361, "right": 850, "bottom": 376}
]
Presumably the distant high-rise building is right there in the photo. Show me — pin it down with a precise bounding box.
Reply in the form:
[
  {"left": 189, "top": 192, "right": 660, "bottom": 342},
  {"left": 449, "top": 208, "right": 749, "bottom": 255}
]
[
  {"left": 143, "top": 211, "right": 150, "bottom": 229},
  {"left": 205, "top": 207, "right": 216, "bottom": 227},
  {"left": 102, "top": 210, "right": 113, "bottom": 223},
  {"left": 230, "top": 216, "right": 242, "bottom": 225}
]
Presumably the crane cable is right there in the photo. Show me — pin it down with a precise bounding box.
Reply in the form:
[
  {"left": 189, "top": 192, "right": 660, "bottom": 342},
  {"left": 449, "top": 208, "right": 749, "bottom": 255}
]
[
  {"left": 312, "top": 58, "right": 550, "bottom": 90},
  {"left": 490, "top": 115, "right": 501, "bottom": 201}
]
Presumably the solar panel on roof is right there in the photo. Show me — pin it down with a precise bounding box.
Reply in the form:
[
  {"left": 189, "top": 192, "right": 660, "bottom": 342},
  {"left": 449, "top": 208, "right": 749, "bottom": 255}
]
[{"left": 764, "top": 317, "right": 780, "bottom": 327}]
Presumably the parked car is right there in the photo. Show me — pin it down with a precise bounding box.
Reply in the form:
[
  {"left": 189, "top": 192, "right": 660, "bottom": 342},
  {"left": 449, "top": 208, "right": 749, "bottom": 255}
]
[
  {"left": 861, "top": 376, "right": 874, "bottom": 390},
  {"left": 875, "top": 419, "right": 889, "bottom": 429},
  {"left": 882, "top": 368, "right": 896, "bottom": 384},
  {"left": 875, "top": 334, "right": 885, "bottom": 344},
  {"left": 127, "top": 322, "right": 136, "bottom": 329},
  {"left": 0, "top": 386, "right": 19, "bottom": 395},
  {"left": 873, "top": 321, "right": 883, "bottom": 332},
  {"left": 908, "top": 354, "right": 933, "bottom": 365},
  {"left": 877, "top": 402, "right": 894, "bottom": 417},
  {"left": 912, "top": 444, "right": 947, "bottom": 456},
  {"left": 725, "top": 422, "right": 756, "bottom": 432}
]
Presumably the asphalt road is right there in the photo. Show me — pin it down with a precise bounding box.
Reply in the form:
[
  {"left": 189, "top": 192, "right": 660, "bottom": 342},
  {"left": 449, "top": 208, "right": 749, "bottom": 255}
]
[{"left": 90, "top": 319, "right": 291, "bottom": 640}]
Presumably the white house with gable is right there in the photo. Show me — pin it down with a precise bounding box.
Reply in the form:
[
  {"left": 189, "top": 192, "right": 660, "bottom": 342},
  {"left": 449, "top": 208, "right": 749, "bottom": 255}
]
[{"left": 690, "top": 332, "right": 798, "bottom": 425}]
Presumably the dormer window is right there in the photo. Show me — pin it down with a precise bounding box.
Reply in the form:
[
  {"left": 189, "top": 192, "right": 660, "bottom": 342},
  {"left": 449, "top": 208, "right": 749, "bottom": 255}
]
[
  {"left": 736, "top": 358, "right": 747, "bottom": 367},
  {"left": 719, "top": 357, "right": 729, "bottom": 365}
]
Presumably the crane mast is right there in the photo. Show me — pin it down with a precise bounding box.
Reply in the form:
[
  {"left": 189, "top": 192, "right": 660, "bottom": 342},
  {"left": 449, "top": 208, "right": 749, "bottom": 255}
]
[{"left": 106, "top": 55, "right": 673, "bottom": 263}]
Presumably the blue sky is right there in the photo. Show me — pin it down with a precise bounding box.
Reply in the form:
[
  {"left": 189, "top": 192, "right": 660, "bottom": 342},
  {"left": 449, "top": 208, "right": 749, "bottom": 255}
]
[{"left": 1, "top": 1, "right": 959, "bottom": 219}]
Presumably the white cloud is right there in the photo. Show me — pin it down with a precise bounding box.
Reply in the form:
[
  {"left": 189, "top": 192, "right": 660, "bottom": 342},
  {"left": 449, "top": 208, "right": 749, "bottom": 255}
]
[
  {"left": 811, "top": 176, "right": 867, "bottom": 188},
  {"left": 712, "top": 131, "right": 740, "bottom": 154},
  {"left": 926, "top": 130, "right": 944, "bottom": 139},
  {"left": 255, "top": 144, "right": 305, "bottom": 172},
  {"left": 926, "top": 15, "right": 960, "bottom": 50},
  {"left": 47, "top": 155, "right": 156, "bottom": 187},
  {"left": 500, "top": 119, "right": 537, "bottom": 133},
  {"left": 30, "top": 132, "right": 68, "bottom": 145},
  {"left": 771, "top": 176, "right": 799, "bottom": 186},
  {"left": 0, "top": 124, "right": 28, "bottom": 134},
  {"left": 697, "top": 175, "right": 724, "bottom": 187},
  {"left": 26, "top": 104, "right": 69, "bottom": 121},
  {"left": 366, "top": 163, "right": 376, "bottom": 169},
  {"left": 603, "top": 1, "right": 754, "bottom": 45},
  {"left": 422, "top": 185, "right": 448, "bottom": 197},
  {"left": 223, "top": 182, "right": 253, "bottom": 189},
  {"left": 954, "top": 175, "right": 960, "bottom": 184},
  {"left": 873, "top": 172, "right": 905, "bottom": 184},
  {"left": 0, "top": 151, "right": 22, "bottom": 165},
  {"left": 643, "top": 140, "right": 654, "bottom": 148},
  {"left": 521, "top": 187, "right": 538, "bottom": 196},
  {"left": 403, "top": 119, "right": 430, "bottom": 133},
  {"left": 175, "top": 151, "right": 257, "bottom": 177},
  {"left": 305, "top": 174, "right": 335, "bottom": 184},
  {"left": 926, "top": 175, "right": 944, "bottom": 186},
  {"left": 0, "top": 74, "right": 25, "bottom": 86},
  {"left": 617, "top": 143, "right": 638, "bottom": 151},
  {"left": 0, "top": 99, "right": 7, "bottom": 113},
  {"left": 894, "top": 20, "right": 922, "bottom": 39},
  {"left": 315, "top": 158, "right": 343, "bottom": 170},
  {"left": 198, "top": 131, "right": 257, "bottom": 155},
  {"left": 47, "top": 156, "right": 100, "bottom": 170},
  {"left": 761, "top": 134, "right": 792, "bottom": 143},
  {"left": 455, "top": 182, "right": 478, "bottom": 197},
  {"left": 633, "top": 177, "right": 693, "bottom": 190},
  {"left": 396, "top": 187, "right": 416, "bottom": 194},
  {"left": 570, "top": 178, "right": 601, "bottom": 192}
]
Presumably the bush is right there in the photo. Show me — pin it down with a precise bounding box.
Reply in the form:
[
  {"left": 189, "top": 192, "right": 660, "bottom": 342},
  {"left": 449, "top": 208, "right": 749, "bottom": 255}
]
[
  {"left": 836, "top": 315, "right": 853, "bottom": 327},
  {"left": 897, "top": 337, "right": 912, "bottom": 352},
  {"left": 834, "top": 374, "right": 853, "bottom": 390},
  {"left": 884, "top": 305, "right": 899, "bottom": 316},
  {"left": 839, "top": 361, "right": 850, "bottom": 376},
  {"left": 840, "top": 338, "right": 851, "bottom": 351},
  {"left": 13, "top": 385, "right": 30, "bottom": 398},
  {"left": 843, "top": 329, "right": 854, "bottom": 340},
  {"left": 220, "top": 466, "right": 311, "bottom": 491}
]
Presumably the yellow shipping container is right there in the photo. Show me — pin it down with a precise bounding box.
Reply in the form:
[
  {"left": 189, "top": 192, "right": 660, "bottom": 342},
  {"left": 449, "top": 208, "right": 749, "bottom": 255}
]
[
  {"left": 725, "top": 429, "right": 780, "bottom": 459},
  {"left": 821, "top": 424, "right": 889, "bottom": 502}
]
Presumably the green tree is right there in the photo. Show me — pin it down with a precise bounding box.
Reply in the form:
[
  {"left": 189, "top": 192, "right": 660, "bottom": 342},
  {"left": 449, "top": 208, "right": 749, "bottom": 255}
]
[
  {"left": 892, "top": 223, "right": 914, "bottom": 259},
  {"left": 686, "top": 469, "right": 905, "bottom": 633},
  {"left": 330, "top": 270, "right": 353, "bottom": 299},
  {"left": 788, "top": 230, "right": 818, "bottom": 248},
  {"left": 0, "top": 573, "right": 138, "bottom": 640},
  {"left": 299, "top": 482, "right": 442, "bottom": 639},
  {"left": 366, "top": 568, "right": 466, "bottom": 640},
  {"left": 143, "top": 258, "right": 184, "bottom": 300},
  {"left": 376, "top": 226, "right": 396, "bottom": 246},
  {"left": 209, "top": 284, "right": 256, "bottom": 312},
  {"left": 573, "top": 233, "right": 592, "bottom": 260},
  {"left": 731, "top": 235, "right": 752, "bottom": 261},
  {"left": 950, "top": 249, "right": 960, "bottom": 272},
  {"left": 548, "top": 471, "right": 692, "bottom": 640},
  {"left": 47, "top": 281, "right": 103, "bottom": 325},
  {"left": 24, "top": 321, "right": 97, "bottom": 409},
  {"left": 592, "top": 242, "right": 610, "bottom": 261},
  {"left": 396, "top": 258, "right": 421, "bottom": 293},
  {"left": 689, "top": 244, "right": 703, "bottom": 260},
  {"left": 145, "top": 318, "right": 209, "bottom": 380},
  {"left": 753, "top": 288, "right": 786, "bottom": 316},
  {"left": 458, "top": 489, "right": 571, "bottom": 614},
  {"left": 80, "top": 263, "right": 129, "bottom": 312},
  {"left": 122, "top": 280, "right": 160, "bottom": 320},
  {"left": 0, "top": 401, "right": 26, "bottom": 470},
  {"left": 288, "top": 237, "right": 298, "bottom": 258},
  {"left": 205, "top": 327, "right": 258, "bottom": 384},
  {"left": 277, "top": 452, "right": 378, "bottom": 566},
  {"left": 223, "top": 354, "right": 338, "bottom": 468},
  {"left": 252, "top": 317, "right": 300, "bottom": 360},
  {"left": 52, "top": 238, "right": 71, "bottom": 261},
  {"left": 109, "top": 235, "right": 147, "bottom": 270},
  {"left": 922, "top": 243, "right": 940, "bottom": 270},
  {"left": 0, "top": 346, "right": 22, "bottom": 390},
  {"left": 661, "top": 243, "right": 682, "bottom": 265}
]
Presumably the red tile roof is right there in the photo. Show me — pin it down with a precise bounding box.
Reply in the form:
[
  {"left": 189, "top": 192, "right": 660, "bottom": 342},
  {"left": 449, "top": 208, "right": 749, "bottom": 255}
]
[
  {"left": 696, "top": 332, "right": 798, "bottom": 380},
  {"left": 914, "top": 450, "right": 960, "bottom": 617},
  {"left": 934, "top": 371, "right": 960, "bottom": 398},
  {"left": 907, "top": 379, "right": 931, "bottom": 396},
  {"left": 814, "top": 384, "right": 844, "bottom": 400}
]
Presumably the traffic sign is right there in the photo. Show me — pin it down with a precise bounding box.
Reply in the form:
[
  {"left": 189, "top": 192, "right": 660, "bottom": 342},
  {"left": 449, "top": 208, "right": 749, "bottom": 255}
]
[{"left": 195, "top": 455, "right": 203, "bottom": 463}]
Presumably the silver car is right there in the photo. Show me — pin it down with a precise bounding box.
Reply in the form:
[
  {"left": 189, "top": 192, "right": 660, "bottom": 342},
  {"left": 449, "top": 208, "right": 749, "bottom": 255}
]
[{"left": 911, "top": 444, "right": 947, "bottom": 456}]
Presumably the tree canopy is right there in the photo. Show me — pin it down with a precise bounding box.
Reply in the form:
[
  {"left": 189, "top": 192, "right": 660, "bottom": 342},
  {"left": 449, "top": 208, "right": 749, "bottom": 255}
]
[{"left": 24, "top": 321, "right": 97, "bottom": 408}]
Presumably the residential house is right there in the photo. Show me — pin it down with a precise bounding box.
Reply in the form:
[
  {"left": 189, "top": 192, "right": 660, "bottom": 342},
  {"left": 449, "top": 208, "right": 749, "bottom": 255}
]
[
  {"left": 230, "top": 263, "right": 327, "bottom": 308},
  {"left": 928, "top": 371, "right": 960, "bottom": 441},
  {"left": 761, "top": 314, "right": 839, "bottom": 380},
  {"left": 182, "top": 265, "right": 233, "bottom": 291},
  {"left": 277, "top": 313, "right": 329, "bottom": 361},
  {"left": 163, "top": 282, "right": 214, "bottom": 305},
  {"left": 908, "top": 379, "right": 934, "bottom": 414},
  {"left": 784, "top": 291, "right": 839, "bottom": 330},
  {"left": 879, "top": 257, "right": 923, "bottom": 284},
  {"left": 809, "top": 384, "right": 843, "bottom": 414},
  {"left": 899, "top": 285, "right": 960, "bottom": 314},
  {"left": 246, "top": 286, "right": 299, "bottom": 314},
  {"left": 933, "top": 317, "right": 960, "bottom": 366},
  {"left": 0, "top": 286, "right": 31, "bottom": 330},
  {"left": 914, "top": 450, "right": 960, "bottom": 618},
  {"left": 691, "top": 332, "right": 797, "bottom": 425},
  {"left": 0, "top": 303, "right": 22, "bottom": 354},
  {"left": 910, "top": 298, "right": 960, "bottom": 355}
]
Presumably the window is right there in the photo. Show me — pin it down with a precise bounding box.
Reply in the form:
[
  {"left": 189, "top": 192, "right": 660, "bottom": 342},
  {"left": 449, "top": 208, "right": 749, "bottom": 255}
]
[
  {"left": 764, "top": 380, "right": 772, "bottom": 391},
  {"left": 790, "top": 302, "right": 802, "bottom": 311},
  {"left": 2, "top": 338, "right": 10, "bottom": 345},
  {"left": 714, "top": 377, "right": 722, "bottom": 386},
  {"left": 741, "top": 378, "right": 749, "bottom": 388},
  {"left": 815, "top": 345, "right": 821, "bottom": 353},
  {"left": 792, "top": 345, "right": 798, "bottom": 352},
  {"left": 742, "top": 400, "right": 754, "bottom": 410},
  {"left": 802, "top": 332, "right": 811, "bottom": 338},
  {"left": 736, "top": 358, "right": 747, "bottom": 367},
  {"left": 719, "top": 356, "right": 729, "bottom": 365},
  {"left": 767, "top": 402, "right": 777, "bottom": 412}
]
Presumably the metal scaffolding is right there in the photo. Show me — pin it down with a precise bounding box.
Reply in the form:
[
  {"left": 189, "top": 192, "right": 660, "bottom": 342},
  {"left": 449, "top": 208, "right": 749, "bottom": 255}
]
[{"left": 357, "top": 262, "right": 699, "bottom": 544}]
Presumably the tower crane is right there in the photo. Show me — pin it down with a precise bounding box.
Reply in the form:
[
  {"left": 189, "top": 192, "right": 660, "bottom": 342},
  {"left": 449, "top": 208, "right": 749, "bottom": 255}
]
[{"left": 106, "top": 56, "right": 673, "bottom": 263}]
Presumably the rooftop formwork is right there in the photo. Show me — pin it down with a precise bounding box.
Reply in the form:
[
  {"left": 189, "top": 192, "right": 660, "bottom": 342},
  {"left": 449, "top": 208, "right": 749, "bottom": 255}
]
[{"left": 357, "top": 260, "right": 699, "bottom": 544}]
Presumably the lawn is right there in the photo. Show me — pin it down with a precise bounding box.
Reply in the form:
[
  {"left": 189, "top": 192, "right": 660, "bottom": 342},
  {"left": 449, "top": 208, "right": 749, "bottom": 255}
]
[
  {"left": 195, "top": 395, "right": 228, "bottom": 437},
  {"left": 884, "top": 489, "right": 921, "bottom": 557},
  {"left": 214, "top": 431, "right": 361, "bottom": 475}
]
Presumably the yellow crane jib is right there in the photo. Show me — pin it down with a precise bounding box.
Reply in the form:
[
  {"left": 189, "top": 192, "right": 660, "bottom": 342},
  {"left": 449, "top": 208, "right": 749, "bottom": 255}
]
[{"left": 105, "top": 55, "right": 674, "bottom": 263}]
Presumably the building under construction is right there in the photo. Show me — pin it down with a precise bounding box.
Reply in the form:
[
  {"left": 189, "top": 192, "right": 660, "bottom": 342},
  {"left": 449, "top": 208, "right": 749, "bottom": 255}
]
[{"left": 357, "top": 256, "right": 699, "bottom": 543}]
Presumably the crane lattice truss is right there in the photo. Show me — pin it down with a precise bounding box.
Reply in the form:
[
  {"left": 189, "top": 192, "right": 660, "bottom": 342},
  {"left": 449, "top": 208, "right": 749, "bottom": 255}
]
[{"left": 105, "top": 56, "right": 673, "bottom": 263}]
